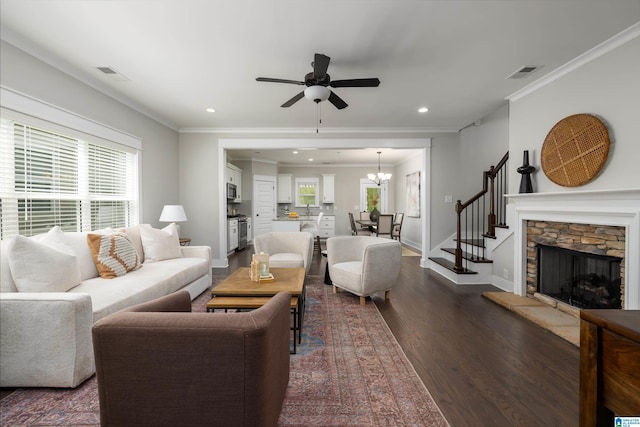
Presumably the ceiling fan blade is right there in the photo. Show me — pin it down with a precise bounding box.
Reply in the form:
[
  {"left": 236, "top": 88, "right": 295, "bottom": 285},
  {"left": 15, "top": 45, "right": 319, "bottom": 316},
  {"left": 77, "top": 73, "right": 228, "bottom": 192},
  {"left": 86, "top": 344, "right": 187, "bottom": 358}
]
[
  {"left": 313, "top": 53, "right": 330, "bottom": 80},
  {"left": 281, "top": 91, "right": 305, "bottom": 108},
  {"left": 330, "top": 78, "right": 381, "bottom": 88},
  {"left": 328, "top": 91, "right": 348, "bottom": 110},
  {"left": 256, "top": 77, "right": 305, "bottom": 85}
]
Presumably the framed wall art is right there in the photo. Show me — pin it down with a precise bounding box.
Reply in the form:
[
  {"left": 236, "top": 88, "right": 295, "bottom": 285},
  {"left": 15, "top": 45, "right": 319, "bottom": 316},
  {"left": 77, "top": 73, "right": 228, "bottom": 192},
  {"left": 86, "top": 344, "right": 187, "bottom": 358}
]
[{"left": 406, "top": 171, "right": 420, "bottom": 218}]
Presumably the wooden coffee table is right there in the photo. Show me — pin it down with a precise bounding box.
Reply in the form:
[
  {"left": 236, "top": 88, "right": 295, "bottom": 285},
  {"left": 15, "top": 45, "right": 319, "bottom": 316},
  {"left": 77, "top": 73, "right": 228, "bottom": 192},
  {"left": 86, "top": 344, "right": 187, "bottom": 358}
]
[{"left": 207, "top": 267, "right": 306, "bottom": 352}]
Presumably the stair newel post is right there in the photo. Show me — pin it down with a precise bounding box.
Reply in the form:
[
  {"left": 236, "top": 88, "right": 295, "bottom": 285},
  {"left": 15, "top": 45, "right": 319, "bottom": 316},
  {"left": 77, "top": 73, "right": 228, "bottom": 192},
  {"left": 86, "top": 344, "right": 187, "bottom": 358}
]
[
  {"left": 487, "top": 168, "right": 496, "bottom": 238},
  {"left": 454, "top": 200, "right": 464, "bottom": 272}
]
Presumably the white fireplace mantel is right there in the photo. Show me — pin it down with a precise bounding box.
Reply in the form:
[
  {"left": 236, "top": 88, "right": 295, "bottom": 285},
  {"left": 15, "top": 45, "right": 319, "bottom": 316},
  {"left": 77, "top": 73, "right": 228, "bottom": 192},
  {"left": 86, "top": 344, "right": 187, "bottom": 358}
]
[{"left": 506, "top": 188, "right": 640, "bottom": 309}]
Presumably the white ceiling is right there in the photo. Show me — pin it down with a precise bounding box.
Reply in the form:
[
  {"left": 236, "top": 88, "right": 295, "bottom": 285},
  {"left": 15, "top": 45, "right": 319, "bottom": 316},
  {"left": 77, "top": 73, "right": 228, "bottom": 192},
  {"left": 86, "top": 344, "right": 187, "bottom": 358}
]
[{"left": 1, "top": 1, "right": 639, "bottom": 165}]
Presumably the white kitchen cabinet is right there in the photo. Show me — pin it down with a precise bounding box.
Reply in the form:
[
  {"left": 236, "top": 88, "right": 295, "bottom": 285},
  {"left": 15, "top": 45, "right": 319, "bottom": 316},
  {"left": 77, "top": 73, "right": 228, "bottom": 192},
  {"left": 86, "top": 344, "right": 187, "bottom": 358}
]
[
  {"left": 225, "top": 166, "right": 233, "bottom": 183},
  {"left": 277, "top": 174, "right": 292, "bottom": 203},
  {"left": 227, "top": 218, "right": 238, "bottom": 252},
  {"left": 319, "top": 215, "right": 335, "bottom": 238},
  {"left": 226, "top": 163, "right": 242, "bottom": 202},
  {"left": 322, "top": 174, "right": 335, "bottom": 204}
]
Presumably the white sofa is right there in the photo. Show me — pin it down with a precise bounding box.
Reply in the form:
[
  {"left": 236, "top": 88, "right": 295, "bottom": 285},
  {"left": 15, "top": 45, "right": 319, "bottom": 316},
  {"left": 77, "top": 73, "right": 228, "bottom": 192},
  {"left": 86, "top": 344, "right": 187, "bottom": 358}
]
[{"left": 0, "top": 224, "right": 211, "bottom": 388}]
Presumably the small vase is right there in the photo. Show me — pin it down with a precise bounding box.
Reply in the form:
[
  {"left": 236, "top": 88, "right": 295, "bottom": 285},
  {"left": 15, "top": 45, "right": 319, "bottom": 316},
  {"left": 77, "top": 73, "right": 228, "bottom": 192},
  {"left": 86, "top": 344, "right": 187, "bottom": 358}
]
[
  {"left": 370, "top": 207, "right": 380, "bottom": 222},
  {"left": 517, "top": 150, "right": 536, "bottom": 194}
]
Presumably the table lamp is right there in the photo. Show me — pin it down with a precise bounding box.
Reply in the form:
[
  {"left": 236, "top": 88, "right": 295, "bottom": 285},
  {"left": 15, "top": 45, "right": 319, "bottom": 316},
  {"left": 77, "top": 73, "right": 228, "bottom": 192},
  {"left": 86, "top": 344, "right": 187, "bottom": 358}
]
[{"left": 159, "top": 205, "right": 187, "bottom": 236}]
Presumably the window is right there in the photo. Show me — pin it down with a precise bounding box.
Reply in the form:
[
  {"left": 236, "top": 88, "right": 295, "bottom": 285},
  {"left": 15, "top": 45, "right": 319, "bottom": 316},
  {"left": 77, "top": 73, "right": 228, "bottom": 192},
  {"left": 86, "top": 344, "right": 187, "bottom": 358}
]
[
  {"left": 0, "top": 117, "right": 138, "bottom": 239},
  {"left": 294, "top": 177, "right": 319, "bottom": 207}
]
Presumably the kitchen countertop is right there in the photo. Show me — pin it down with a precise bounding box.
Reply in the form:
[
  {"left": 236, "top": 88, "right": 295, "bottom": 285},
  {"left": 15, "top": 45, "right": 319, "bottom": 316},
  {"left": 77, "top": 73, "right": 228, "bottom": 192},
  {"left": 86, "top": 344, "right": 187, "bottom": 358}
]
[
  {"left": 273, "top": 215, "right": 334, "bottom": 221},
  {"left": 273, "top": 216, "right": 313, "bottom": 221}
]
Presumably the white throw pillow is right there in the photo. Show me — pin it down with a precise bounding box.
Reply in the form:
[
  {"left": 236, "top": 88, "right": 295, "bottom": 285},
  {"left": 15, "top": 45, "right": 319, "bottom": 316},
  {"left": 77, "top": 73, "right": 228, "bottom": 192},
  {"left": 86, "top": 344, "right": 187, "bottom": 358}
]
[
  {"left": 139, "top": 223, "right": 182, "bottom": 262},
  {"left": 8, "top": 226, "right": 82, "bottom": 292}
]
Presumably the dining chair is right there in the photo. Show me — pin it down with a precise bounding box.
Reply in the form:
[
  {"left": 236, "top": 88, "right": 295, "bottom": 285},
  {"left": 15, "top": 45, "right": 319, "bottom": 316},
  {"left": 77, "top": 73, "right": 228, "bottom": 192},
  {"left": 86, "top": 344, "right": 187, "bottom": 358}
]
[
  {"left": 349, "top": 212, "right": 371, "bottom": 236},
  {"left": 301, "top": 212, "right": 323, "bottom": 252},
  {"left": 359, "top": 211, "right": 371, "bottom": 230},
  {"left": 375, "top": 214, "right": 394, "bottom": 238},
  {"left": 392, "top": 213, "right": 404, "bottom": 243}
]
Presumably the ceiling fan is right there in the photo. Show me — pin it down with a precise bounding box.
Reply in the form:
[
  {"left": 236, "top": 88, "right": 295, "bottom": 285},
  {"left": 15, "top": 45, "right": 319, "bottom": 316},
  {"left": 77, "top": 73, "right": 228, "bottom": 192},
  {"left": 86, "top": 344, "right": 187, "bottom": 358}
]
[{"left": 256, "top": 53, "right": 380, "bottom": 110}]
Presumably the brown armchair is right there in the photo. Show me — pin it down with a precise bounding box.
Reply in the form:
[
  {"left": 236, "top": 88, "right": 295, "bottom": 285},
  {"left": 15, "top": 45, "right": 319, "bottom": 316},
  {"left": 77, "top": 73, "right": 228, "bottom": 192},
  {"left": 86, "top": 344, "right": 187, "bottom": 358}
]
[{"left": 92, "top": 290, "right": 291, "bottom": 427}]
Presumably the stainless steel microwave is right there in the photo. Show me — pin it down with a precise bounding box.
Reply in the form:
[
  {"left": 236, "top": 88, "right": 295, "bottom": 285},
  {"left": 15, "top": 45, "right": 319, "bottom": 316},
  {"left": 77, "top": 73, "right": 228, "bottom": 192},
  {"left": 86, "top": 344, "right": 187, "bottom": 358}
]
[{"left": 226, "top": 182, "right": 237, "bottom": 200}]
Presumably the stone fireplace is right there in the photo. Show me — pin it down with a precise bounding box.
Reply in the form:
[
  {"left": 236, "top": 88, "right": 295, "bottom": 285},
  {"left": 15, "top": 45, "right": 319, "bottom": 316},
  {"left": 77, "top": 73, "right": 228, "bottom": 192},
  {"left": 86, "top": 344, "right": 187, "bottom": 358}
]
[
  {"left": 508, "top": 189, "right": 640, "bottom": 310},
  {"left": 527, "top": 221, "right": 624, "bottom": 308}
]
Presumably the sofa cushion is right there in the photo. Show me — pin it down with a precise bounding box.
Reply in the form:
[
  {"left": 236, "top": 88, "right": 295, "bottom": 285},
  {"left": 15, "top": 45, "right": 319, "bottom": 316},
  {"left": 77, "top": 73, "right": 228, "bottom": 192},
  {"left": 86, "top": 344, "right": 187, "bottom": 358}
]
[
  {"left": 330, "top": 261, "right": 363, "bottom": 289},
  {"left": 8, "top": 227, "right": 81, "bottom": 293},
  {"left": 140, "top": 223, "right": 182, "bottom": 262},
  {"left": 70, "top": 257, "right": 209, "bottom": 321},
  {"left": 268, "top": 253, "right": 304, "bottom": 269},
  {"left": 87, "top": 232, "right": 142, "bottom": 279}
]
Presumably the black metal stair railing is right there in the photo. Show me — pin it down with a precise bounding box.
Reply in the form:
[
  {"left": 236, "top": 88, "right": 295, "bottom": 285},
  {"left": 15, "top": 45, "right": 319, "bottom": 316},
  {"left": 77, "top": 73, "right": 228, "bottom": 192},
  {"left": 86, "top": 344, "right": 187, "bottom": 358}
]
[{"left": 454, "top": 152, "right": 509, "bottom": 273}]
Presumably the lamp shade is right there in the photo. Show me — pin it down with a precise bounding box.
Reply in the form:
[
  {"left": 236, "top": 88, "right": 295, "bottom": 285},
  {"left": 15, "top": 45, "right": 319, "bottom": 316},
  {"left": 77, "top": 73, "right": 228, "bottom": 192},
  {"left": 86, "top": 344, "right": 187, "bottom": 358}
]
[
  {"left": 159, "top": 205, "right": 187, "bottom": 222},
  {"left": 304, "top": 85, "right": 330, "bottom": 103}
]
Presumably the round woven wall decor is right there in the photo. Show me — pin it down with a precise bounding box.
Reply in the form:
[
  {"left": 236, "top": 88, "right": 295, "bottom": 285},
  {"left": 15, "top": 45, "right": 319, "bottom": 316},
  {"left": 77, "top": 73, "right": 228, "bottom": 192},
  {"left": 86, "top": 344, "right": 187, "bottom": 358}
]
[{"left": 541, "top": 113, "right": 610, "bottom": 187}]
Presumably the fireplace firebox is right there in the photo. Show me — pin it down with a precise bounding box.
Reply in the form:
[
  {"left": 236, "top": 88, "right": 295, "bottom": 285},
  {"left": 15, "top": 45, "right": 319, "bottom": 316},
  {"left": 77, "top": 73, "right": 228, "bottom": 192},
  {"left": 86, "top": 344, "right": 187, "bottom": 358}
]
[{"left": 537, "top": 244, "right": 622, "bottom": 309}]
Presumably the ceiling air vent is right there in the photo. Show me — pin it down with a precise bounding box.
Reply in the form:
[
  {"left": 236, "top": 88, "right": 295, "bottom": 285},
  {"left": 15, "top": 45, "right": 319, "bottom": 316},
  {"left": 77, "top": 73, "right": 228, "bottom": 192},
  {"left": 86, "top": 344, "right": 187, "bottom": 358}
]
[
  {"left": 506, "top": 65, "right": 542, "bottom": 79},
  {"left": 96, "top": 66, "right": 131, "bottom": 82}
]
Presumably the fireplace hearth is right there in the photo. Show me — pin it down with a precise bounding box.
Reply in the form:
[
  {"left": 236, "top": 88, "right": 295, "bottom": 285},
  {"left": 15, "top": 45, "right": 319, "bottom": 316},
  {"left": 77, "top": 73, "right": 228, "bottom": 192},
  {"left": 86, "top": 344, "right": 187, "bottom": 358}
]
[{"left": 537, "top": 244, "right": 621, "bottom": 309}]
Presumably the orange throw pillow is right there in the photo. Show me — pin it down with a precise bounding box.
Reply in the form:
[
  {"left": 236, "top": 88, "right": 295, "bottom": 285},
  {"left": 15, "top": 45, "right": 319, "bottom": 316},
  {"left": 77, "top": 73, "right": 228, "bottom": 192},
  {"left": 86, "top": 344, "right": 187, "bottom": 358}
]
[{"left": 87, "top": 232, "right": 141, "bottom": 279}]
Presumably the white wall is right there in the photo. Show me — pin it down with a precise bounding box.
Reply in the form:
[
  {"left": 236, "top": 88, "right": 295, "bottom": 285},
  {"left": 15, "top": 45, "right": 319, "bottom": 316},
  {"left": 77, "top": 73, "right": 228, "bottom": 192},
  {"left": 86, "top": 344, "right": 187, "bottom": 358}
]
[
  {"left": 0, "top": 40, "right": 180, "bottom": 225},
  {"left": 459, "top": 104, "right": 510, "bottom": 196},
  {"left": 509, "top": 35, "right": 640, "bottom": 194}
]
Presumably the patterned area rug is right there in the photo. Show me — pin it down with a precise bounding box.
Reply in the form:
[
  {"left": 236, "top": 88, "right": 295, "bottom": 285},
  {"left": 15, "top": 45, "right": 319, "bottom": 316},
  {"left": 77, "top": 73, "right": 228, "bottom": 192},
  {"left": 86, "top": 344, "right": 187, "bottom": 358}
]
[{"left": 1, "top": 275, "right": 448, "bottom": 426}]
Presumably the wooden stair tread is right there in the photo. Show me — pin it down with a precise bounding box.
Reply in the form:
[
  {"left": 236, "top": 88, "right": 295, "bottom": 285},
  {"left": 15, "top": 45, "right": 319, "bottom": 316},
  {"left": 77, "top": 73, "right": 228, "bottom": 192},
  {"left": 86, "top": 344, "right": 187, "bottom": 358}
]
[
  {"left": 429, "top": 257, "right": 477, "bottom": 274},
  {"left": 442, "top": 248, "right": 493, "bottom": 263}
]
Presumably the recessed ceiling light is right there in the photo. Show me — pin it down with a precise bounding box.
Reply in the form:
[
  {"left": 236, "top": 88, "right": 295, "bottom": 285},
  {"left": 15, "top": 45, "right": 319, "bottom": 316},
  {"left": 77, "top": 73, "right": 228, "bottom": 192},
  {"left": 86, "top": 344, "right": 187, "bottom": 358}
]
[
  {"left": 206, "top": 108, "right": 216, "bottom": 113},
  {"left": 308, "top": 158, "right": 314, "bottom": 162},
  {"left": 292, "top": 151, "right": 299, "bottom": 154},
  {"left": 418, "top": 107, "right": 429, "bottom": 113}
]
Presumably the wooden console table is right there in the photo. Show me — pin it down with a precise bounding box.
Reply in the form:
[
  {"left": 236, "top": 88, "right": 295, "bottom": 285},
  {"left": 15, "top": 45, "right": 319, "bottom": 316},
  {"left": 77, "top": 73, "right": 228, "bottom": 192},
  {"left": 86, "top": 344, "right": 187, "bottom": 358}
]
[{"left": 580, "top": 309, "right": 640, "bottom": 426}]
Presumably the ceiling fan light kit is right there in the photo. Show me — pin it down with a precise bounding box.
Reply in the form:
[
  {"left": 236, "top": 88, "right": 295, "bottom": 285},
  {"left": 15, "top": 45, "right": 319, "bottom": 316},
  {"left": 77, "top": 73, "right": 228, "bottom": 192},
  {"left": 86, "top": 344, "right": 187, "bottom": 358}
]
[{"left": 304, "top": 85, "right": 330, "bottom": 103}]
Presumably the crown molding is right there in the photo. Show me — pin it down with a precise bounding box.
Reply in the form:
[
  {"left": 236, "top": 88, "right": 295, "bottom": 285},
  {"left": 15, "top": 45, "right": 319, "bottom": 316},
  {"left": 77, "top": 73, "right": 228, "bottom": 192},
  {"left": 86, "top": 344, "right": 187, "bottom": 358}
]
[
  {"left": 507, "top": 22, "right": 640, "bottom": 102},
  {"left": 179, "top": 126, "right": 458, "bottom": 134}
]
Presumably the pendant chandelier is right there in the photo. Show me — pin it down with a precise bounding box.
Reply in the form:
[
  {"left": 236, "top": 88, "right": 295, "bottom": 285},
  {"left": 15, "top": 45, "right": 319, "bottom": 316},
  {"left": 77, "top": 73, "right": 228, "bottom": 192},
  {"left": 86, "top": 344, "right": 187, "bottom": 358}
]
[{"left": 368, "top": 151, "right": 392, "bottom": 186}]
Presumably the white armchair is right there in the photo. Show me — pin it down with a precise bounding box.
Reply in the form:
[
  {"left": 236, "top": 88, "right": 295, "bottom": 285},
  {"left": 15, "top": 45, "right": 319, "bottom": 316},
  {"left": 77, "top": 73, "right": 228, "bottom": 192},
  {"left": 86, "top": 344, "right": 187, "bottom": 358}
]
[
  {"left": 253, "top": 232, "right": 314, "bottom": 273},
  {"left": 327, "top": 236, "right": 402, "bottom": 306}
]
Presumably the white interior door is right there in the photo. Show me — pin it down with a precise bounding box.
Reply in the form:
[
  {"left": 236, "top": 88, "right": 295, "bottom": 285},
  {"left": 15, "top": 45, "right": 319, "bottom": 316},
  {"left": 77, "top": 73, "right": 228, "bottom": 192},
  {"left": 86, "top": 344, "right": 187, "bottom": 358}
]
[{"left": 253, "top": 176, "right": 276, "bottom": 238}]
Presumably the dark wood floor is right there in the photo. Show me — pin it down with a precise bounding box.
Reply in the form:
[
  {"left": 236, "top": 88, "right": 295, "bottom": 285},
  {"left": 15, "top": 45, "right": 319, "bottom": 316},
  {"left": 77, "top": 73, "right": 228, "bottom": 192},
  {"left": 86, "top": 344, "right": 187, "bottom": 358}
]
[{"left": 226, "top": 246, "right": 580, "bottom": 426}]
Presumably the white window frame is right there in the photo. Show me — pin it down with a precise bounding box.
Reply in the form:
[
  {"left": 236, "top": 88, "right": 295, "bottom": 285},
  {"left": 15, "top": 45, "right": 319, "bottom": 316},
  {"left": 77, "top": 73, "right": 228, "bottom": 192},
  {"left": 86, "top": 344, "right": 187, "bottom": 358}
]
[
  {"left": 0, "top": 88, "right": 141, "bottom": 239},
  {"left": 294, "top": 177, "right": 320, "bottom": 208}
]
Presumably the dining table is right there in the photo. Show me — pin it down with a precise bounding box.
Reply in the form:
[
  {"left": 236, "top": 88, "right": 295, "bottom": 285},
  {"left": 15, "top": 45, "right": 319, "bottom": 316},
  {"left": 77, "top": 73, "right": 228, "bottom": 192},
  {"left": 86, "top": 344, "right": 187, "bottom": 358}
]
[{"left": 355, "top": 219, "right": 377, "bottom": 228}]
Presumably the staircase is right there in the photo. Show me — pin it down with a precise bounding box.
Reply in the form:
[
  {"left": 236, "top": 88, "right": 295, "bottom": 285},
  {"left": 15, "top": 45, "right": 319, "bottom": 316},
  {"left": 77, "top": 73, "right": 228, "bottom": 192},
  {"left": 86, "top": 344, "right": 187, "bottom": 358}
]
[{"left": 429, "top": 152, "right": 510, "bottom": 284}]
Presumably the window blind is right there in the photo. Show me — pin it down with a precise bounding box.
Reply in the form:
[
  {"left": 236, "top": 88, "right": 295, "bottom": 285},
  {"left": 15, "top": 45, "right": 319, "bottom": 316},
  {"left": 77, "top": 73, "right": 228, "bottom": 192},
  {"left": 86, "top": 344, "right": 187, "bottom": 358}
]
[{"left": 0, "top": 117, "right": 138, "bottom": 239}]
